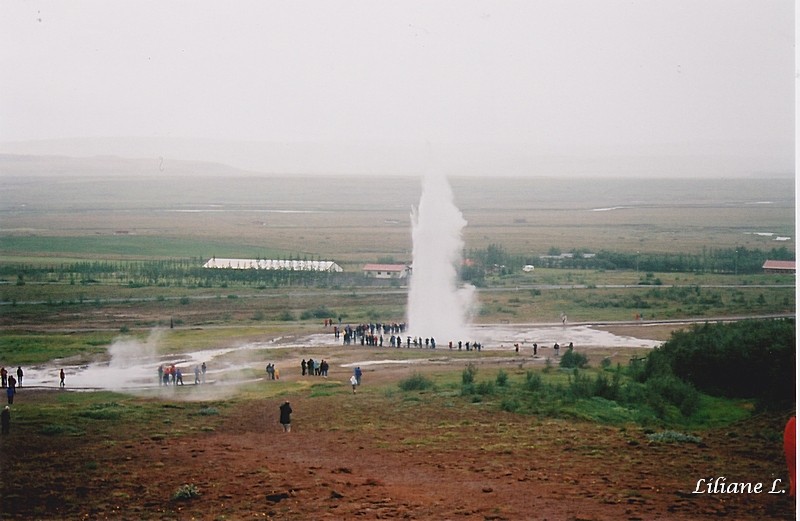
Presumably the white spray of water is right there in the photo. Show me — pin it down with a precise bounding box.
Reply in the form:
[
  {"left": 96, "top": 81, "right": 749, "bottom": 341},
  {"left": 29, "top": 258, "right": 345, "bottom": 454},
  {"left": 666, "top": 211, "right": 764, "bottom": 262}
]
[
  {"left": 66, "top": 329, "right": 167, "bottom": 389},
  {"left": 108, "top": 328, "right": 163, "bottom": 369},
  {"left": 407, "top": 171, "right": 477, "bottom": 342}
]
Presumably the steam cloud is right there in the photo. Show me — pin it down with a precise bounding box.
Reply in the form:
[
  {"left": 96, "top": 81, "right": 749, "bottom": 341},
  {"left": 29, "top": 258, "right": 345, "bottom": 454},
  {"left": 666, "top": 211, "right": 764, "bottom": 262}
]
[{"left": 407, "top": 171, "right": 477, "bottom": 342}]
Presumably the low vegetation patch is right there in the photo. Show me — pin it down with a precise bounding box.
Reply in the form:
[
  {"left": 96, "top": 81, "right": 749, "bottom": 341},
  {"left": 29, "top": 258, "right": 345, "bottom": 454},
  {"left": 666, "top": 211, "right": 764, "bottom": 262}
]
[
  {"left": 172, "top": 483, "right": 201, "bottom": 501},
  {"left": 398, "top": 372, "right": 434, "bottom": 391},
  {"left": 646, "top": 430, "right": 702, "bottom": 444}
]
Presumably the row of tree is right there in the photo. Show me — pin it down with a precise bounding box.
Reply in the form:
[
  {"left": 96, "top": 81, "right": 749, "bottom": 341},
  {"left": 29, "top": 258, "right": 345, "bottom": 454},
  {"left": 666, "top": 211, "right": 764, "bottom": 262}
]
[
  {"left": 463, "top": 244, "right": 794, "bottom": 282},
  {"left": 3, "top": 244, "right": 794, "bottom": 288}
]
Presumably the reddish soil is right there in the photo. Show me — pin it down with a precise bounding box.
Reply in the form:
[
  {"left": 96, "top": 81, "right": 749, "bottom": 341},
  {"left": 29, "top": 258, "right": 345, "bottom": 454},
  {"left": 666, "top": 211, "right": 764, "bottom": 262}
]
[{"left": 0, "top": 361, "right": 795, "bottom": 521}]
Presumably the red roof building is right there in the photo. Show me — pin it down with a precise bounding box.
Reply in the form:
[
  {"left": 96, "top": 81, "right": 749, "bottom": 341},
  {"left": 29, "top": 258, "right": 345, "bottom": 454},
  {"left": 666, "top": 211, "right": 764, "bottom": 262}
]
[
  {"left": 762, "top": 260, "right": 796, "bottom": 273},
  {"left": 362, "top": 264, "right": 410, "bottom": 279}
]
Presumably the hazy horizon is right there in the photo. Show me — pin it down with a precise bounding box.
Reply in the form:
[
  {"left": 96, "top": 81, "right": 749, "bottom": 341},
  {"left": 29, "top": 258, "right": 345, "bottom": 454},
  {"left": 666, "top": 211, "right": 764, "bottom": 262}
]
[
  {"left": 1, "top": 1, "right": 795, "bottom": 178},
  {"left": 0, "top": 145, "right": 794, "bottom": 180}
]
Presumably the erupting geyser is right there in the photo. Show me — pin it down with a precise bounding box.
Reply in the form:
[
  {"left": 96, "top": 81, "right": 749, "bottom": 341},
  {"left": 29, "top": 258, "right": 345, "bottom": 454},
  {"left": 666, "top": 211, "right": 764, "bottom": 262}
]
[{"left": 406, "top": 171, "right": 476, "bottom": 342}]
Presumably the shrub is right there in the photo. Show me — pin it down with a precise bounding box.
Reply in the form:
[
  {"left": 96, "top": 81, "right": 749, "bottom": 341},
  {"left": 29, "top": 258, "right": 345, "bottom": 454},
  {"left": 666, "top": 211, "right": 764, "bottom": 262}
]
[
  {"left": 462, "top": 363, "right": 477, "bottom": 386},
  {"left": 560, "top": 348, "right": 588, "bottom": 369},
  {"left": 495, "top": 370, "right": 509, "bottom": 387},
  {"left": 300, "top": 305, "right": 334, "bottom": 320},
  {"left": 524, "top": 371, "right": 543, "bottom": 392},
  {"left": 500, "top": 397, "right": 521, "bottom": 412},
  {"left": 398, "top": 373, "right": 434, "bottom": 391},
  {"left": 172, "top": 483, "right": 201, "bottom": 501},
  {"left": 645, "top": 374, "right": 700, "bottom": 417},
  {"left": 475, "top": 380, "right": 495, "bottom": 395},
  {"left": 648, "top": 318, "right": 795, "bottom": 408}
]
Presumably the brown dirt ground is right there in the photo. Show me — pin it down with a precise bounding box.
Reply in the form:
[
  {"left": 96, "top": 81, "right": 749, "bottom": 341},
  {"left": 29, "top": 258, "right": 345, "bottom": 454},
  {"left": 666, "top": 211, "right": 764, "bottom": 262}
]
[
  {"left": 0, "top": 328, "right": 795, "bottom": 520},
  {"left": 0, "top": 382, "right": 795, "bottom": 519}
]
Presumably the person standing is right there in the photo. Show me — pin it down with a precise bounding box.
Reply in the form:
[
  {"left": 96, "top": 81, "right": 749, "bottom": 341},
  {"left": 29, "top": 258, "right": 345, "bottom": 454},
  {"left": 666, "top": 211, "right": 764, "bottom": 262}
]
[
  {"left": 1, "top": 405, "right": 9, "bottom": 434},
  {"left": 0, "top": 366, "right": 6, "bottom": 388},
  {"left": 6, "top": 384, "right": 15, "bottom": 405},
  {"left": 279, "top": 400, "right": 292, "bottom": 432},
  {"left": 158, "top": 365, "right": 164, "bottom": 386},
  {"left": 785, "top": 416, "right": 796, "bottom": 497},
  {"left": 59, "top": 369, "right": 65, "bottom": 388},
  {"left": 201, "top": 362, "right": 207, "bottom": 383},
  {"left": 16, "top": 367, "right": 23, "bottom": 387},
  {"left": 354, "top": 366, "right": 362, "bottom": 386},
  {"left": 194, "top": 365, "right": 201, "bottom": 385},
  {"left": 301, "top": 359, "right": 307, "bottom": 376}
]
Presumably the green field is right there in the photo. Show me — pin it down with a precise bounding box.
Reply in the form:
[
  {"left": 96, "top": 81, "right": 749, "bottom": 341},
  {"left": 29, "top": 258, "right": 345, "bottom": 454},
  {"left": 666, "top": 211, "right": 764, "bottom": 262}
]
[{"left": 0, "top": 173, "right": 794, "bottom": 345}]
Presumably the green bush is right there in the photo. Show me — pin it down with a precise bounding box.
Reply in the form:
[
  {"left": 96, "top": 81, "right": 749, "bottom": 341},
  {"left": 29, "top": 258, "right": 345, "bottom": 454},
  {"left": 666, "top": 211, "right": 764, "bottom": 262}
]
[
  {"left": 172, "top": 483, "right": 201, "bottom": 500},
  {"left": 647, "top": 318, "right": 795, "bottom": 408},
  {"left": 559, "top": 348, "right": 588, "bottom": 369},
  {"left": 524, "top": 371, "right": 543, "bottom": 392},
  {"left": 398, "top": 373, "right": 434, "bottom": 391},
  {"left": 474, "top": 380, "right": 495, "bottom": 396},
  {"left": 462, "top": 363, "right": 477, "bottom": 386},
  {"left": 645, "top": 374, "right": 700, "bottom": 417},
  {"left": 300, "top": 305, "right": 334, "bottom": 320},
  {"left": 495, "top": 370, "right": 509, "bottom": 387}
]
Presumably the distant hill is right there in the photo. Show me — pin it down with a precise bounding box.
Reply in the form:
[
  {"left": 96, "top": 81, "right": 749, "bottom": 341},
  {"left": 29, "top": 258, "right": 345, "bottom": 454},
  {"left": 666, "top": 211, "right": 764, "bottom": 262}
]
[
  {"left": 0, "top": 137, "right": 793, "bottom": 178},
  {"left": 0, "top": 154, "right": 253, "bottom": 178}
]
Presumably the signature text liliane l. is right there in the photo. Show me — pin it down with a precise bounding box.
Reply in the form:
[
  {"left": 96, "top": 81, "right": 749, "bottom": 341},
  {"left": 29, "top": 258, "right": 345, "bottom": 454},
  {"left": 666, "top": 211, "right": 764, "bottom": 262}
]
[{"left": 692, "top": 476, "right": 785, "bottom": 494}]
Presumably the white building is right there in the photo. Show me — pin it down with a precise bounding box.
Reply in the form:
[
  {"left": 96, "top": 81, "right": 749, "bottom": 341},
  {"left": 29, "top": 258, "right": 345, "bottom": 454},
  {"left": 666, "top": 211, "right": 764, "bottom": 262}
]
[{"left": 203, "top": 258, "right": 343, "bottom": 272}]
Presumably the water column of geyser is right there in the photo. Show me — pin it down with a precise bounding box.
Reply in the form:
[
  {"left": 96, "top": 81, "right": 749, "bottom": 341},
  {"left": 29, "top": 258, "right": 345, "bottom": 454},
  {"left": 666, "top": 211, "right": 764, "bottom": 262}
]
[{"left": 407, "top": 172, "right": 476, "bottom": 343}]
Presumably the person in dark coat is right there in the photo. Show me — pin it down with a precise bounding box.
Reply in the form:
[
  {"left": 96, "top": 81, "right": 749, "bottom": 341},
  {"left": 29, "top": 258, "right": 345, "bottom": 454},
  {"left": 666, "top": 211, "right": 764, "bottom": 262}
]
[{"left": 279, "top": 400, "right": 292, "bottom": 432}]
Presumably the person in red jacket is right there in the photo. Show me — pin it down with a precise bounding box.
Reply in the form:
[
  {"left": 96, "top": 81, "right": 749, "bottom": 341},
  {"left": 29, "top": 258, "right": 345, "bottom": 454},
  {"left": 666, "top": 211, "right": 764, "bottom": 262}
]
[{"left": 785, "top": 416, "right": 795, "bottom": 497}]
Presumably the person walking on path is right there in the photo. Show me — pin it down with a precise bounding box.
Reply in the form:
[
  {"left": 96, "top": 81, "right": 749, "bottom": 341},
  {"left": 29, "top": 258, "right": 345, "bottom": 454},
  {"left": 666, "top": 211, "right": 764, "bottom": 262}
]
[
  {"left": 279, "top": 400, "right": 292, "bottom": 432},
  {"left": 59, "top": 369, "right": 65, "bottom": 388},
  {"left": 16, "top": 367, "right": 23, "bottom": 387}
]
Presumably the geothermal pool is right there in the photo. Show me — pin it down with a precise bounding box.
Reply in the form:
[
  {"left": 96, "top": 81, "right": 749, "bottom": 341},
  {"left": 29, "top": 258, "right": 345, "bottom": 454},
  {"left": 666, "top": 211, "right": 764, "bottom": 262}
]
[{"left": 16, "top": 324, "right": 660, "bottom": 392}]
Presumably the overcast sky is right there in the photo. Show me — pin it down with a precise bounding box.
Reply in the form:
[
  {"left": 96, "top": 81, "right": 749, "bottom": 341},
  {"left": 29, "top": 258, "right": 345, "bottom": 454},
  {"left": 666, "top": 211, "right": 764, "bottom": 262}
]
[{"left": 0, "top": 1, "right": 795, "bottom": 176}]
